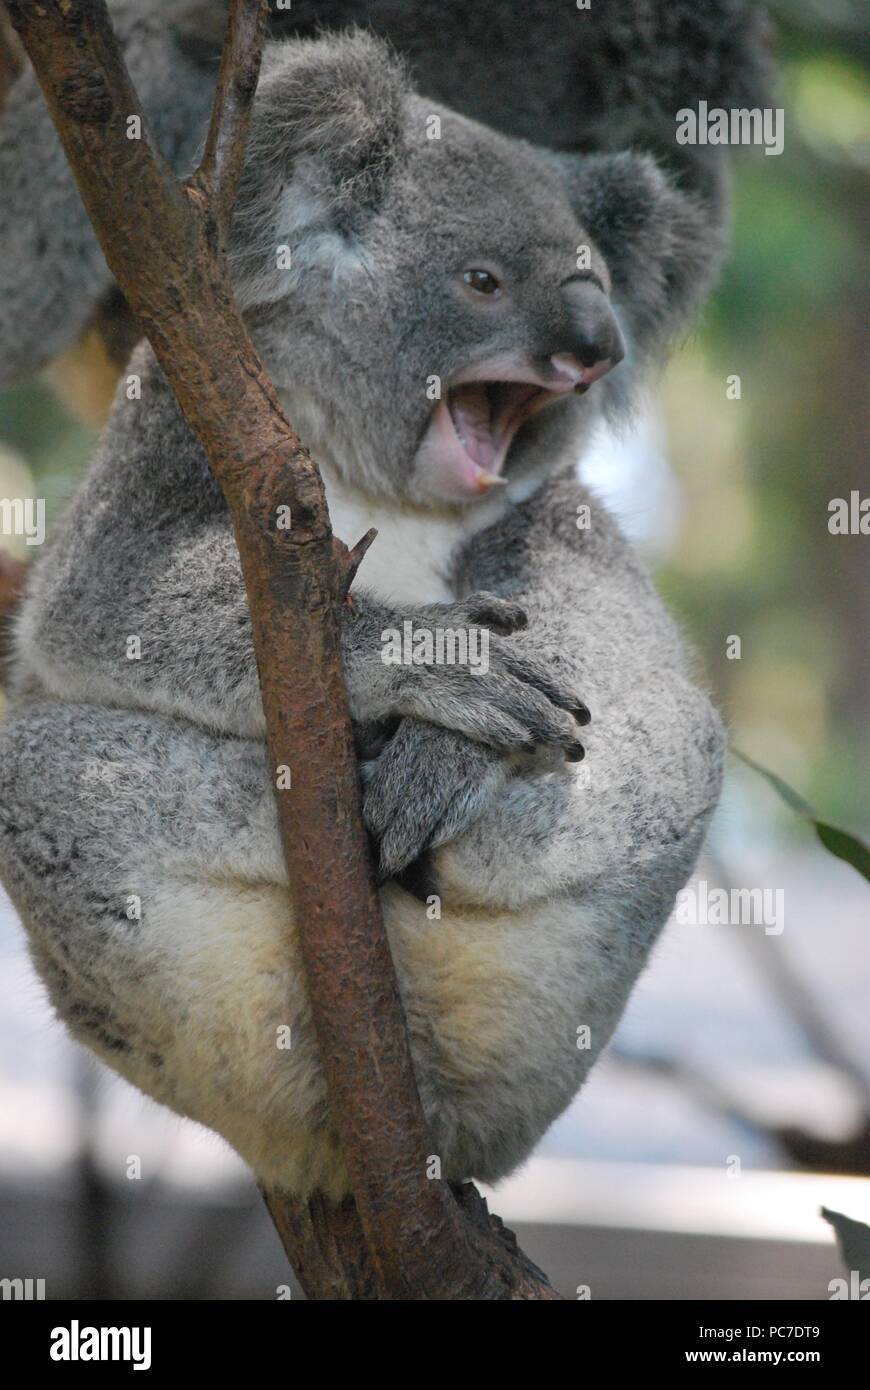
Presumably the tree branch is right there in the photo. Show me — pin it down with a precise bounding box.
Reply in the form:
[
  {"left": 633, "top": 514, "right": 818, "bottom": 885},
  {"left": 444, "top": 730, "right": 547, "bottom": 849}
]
[
  {"left": 192, "top": 0, "right": 264, "bottom": 238},
  {"left": 5, "top": 0, "right": 559, "bottom": 1298}
]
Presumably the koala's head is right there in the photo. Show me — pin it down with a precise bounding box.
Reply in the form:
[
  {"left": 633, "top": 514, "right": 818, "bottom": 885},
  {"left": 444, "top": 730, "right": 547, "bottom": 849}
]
[{"left": 231, "top": 34, "right": 720, "bottom": 508}]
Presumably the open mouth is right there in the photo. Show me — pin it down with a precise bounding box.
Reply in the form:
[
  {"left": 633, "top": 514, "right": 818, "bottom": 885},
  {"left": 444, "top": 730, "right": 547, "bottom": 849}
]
[
  {"left": 450, "top": 380, "right": 566, "bottom": 483},
  {"left": 418, "top": 357, "right": 609, "bottom": 501}
]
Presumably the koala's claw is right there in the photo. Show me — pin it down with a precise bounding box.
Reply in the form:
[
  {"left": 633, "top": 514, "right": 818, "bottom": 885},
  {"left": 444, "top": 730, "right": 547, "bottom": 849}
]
[
  {"left": 399, "top": 676, "right": 585, "bottom": 757},
  {"left": 347, "top": 590, "right": 589, "bottom": 758},
  {"left": 395, "top": 603, "right": 588, "bottom": 756},
  {"left": 495, "top": 647, "right": 590, "bottom": 725}
]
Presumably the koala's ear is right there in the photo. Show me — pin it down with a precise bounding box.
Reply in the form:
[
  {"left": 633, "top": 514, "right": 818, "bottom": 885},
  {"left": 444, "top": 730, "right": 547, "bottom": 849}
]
[
  {"left": 230, "top": 33, "right": 409, "bottom": 305},
  {"left": 548, "top": 151, "right": 724, "bottom": 360}
]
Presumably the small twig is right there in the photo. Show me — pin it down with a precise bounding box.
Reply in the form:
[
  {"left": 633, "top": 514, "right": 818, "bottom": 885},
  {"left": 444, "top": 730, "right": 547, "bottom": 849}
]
[
  {"left": 339, "top": 527, "right": 379, "bottom": 600},
  {"left": 193, "top": 0, "right": 268, "bottom": 241}
]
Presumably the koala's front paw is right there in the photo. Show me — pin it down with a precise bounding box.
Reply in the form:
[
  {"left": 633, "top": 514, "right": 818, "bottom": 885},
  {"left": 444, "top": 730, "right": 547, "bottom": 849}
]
[
  {"left": 382, "top": 591, "right": 590, "bottom": 759},
  {"left": 361, "top": 719, "right": 505, "bottom": 881}
]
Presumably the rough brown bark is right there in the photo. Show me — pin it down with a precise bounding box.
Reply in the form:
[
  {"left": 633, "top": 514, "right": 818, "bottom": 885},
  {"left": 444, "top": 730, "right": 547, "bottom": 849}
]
[
  {"left": 5, "top": 0, "right": 560, "bottom": 1299},
  {"left": 263, "top": 1182, "right": 561, "bottom": 1301}
]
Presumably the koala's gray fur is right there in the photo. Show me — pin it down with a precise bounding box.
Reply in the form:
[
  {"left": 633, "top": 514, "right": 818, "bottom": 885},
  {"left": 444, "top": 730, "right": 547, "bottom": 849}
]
[
  {"left": 0, "top": 34, "right": 727, "bottom": 1197},
  {"left": 0, "top": 0, "right": 216, "bottom": 382},
  {"left": 0, "top": 0, "right": 771, "bottom": 382}
]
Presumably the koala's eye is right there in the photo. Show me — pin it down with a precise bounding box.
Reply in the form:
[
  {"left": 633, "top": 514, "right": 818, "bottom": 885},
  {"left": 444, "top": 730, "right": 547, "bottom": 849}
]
[{"left": 463, "top": 268, "right": 501, "bottom": 297}]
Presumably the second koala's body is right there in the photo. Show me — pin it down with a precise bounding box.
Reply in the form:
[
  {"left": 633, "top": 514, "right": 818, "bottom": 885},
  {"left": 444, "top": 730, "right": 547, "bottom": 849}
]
[
  {"left": 0, "top": 36, "right": 725, "bottom": 1196},
  {"left": 0, "top": 0, "right": 771, "bottom": 387}
]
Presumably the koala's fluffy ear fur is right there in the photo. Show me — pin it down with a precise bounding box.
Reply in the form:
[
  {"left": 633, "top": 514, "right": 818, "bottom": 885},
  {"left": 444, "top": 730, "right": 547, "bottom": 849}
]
[
  {"left": 229, "top": 34, "right": 408, "bottom": 308},
  {"left": 550, "top": 150, "right": 723, "bottom": 363}
]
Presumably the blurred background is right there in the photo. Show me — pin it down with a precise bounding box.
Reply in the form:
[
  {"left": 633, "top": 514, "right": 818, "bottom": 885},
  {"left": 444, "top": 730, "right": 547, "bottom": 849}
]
[{"left": 0, "top": 0, "right": 868, "bottom": 1298}]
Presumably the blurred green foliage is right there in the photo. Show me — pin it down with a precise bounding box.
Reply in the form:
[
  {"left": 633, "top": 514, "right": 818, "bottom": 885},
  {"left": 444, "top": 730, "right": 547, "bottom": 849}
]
[
  {"left": 659, "top": 19, "right": 870, "bottom": 831},
  {"left": 0, "top": 381, "right": 94, "bottom": 516}
]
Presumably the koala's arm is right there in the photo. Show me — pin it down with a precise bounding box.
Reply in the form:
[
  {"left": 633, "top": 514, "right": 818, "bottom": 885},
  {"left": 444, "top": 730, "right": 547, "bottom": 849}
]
[
  {"left": 0, "top": 1, "right": 215, "bottom": 383},
  {"left": 452, "top": 473, "right": 688, "bottom": 684},
  {"left": 363, "top": 474, "right": 725, "bottom": 895},
  {"left": 14, "top": 350, "right": 585, "bottom": 755}
]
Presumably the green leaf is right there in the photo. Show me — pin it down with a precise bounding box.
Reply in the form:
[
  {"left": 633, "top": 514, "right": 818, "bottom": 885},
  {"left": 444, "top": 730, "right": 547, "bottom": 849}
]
[
  {"left": 732, "top": 749, "right": 870, "bottom": 885},
  {"left": 822, "top": 1207, "right": 870, "bottom": 1280},
  {"left": 815, "top": 822, "right": 870, "bottom": 884}
]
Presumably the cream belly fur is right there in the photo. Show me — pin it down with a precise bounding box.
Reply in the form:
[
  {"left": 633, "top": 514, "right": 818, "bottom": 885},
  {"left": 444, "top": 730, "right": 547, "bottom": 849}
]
[{"left": 74, "top": 871, "right": 622, "bottom": 1200}]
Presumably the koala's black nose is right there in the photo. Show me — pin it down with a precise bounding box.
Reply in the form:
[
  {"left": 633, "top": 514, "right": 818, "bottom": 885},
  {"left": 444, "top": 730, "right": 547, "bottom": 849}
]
[{"left": 558, "top": 277, "right": 625, "bottom": 374}]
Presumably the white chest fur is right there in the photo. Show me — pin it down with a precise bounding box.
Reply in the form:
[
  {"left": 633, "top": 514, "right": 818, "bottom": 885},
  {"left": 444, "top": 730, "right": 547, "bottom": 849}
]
[
  {"left": 319, "top": 462, "right": 507, "bottom": 606},
  {"left": 277, "top": 385, "right": 546, "bottom": 606}
]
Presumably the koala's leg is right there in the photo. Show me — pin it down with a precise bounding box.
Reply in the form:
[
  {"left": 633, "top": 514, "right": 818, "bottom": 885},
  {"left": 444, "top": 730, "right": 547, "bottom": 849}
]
[
  {"left": 375, "top": 678, "right": 728, "bottom": 1187},
  {"left": 0, "top": 700, "right": 644, "bottom": 1193},
  {"left": 0, "top": 701, "right": 356, "bottom": 1197},
  {"left": 357, "top": 672, "right": 725, "bottom": 1186}
]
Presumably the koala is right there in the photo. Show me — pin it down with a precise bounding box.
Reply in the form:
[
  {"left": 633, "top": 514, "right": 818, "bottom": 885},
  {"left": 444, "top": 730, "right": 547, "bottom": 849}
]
[
  {"left": 0, "top": 35, "right": 726, "bottom": 1199},
  {"left": 0, "top": 0, "right": 771, "bottom": 388}
]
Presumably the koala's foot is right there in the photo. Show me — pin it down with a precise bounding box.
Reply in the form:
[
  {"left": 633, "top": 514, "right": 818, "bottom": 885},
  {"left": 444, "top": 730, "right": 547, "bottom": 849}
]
[{"left": 361, "top": 719, "right": 506, "bottom": 881}]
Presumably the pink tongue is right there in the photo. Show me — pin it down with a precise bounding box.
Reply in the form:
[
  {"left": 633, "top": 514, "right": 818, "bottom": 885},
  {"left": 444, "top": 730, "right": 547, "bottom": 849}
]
[{"left": 450, "top": 384, "right": 497, "bottom": 469}]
